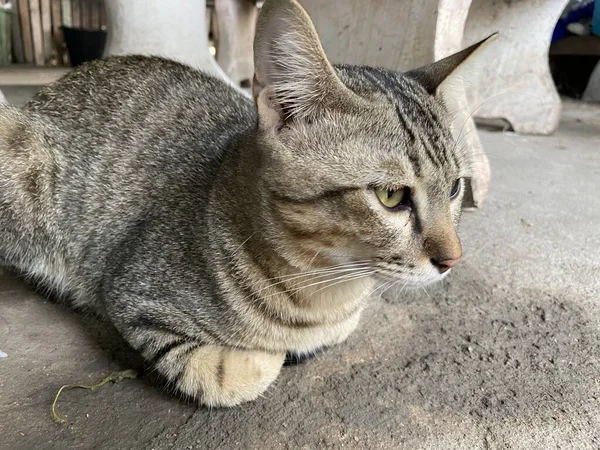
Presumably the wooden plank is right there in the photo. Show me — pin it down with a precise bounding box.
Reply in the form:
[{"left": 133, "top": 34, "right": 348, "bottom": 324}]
[
  {"left": 71, "top": 0, "right": 80, "bottom": 28},
  {"left": 99, "top": 0, "right": 105, "bottom": 28},
  {"left": 29, "top": 0, "right": 45, "bottom": 66},
  {"left": 18, "top": 0, "right": 33, "bottom": 62},
  {"left": 90, "top": 0, "right": 100, "bottom": 29},
  {"left": 11, "top": 0, "right": 26, "bottom": 63},
  {"left": 61, "top": 0, "right": 71, "bottom": 27},
  {"left": 81, "top": 0, "right": 90, "bottom": 29},
  {"left": 51, "top": 0, "right": 62, "bottom": 35},
  {"left": 51, "top": 0, "right": 64, "bottom": 65},
  {"left": 41, "top": 0, "right": 52, "bottom": 63}
]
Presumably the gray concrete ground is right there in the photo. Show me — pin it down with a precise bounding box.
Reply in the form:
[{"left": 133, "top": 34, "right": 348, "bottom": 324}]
[{"left": 0, "top": 87, "right": 599, "bottom": 449}]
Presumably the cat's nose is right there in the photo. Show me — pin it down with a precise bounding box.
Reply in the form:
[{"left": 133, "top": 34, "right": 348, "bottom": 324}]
[
  {"left": 430, "top": 256, "right": 461, "bottom": 273},
  {"left": 423, "top": 214, "right": 462, "bottom": 274}
]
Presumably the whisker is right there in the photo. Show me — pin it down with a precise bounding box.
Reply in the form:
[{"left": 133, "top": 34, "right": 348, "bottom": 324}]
[
  {"left": 282, "top": 270, "right": 375, "bottom": 295},
  {"left": 451, "top": 91, "right": 545, "bottom": 154},
  {"left": 255, "top": 261, "right": 374, "bottom": 287},
  {"left": 301, "top": 271, "right": 375, "bottom": 300},
  {"left": 255, "top": 265, "right": 375, "bottom": 294},
  {"left": 230, "top": 232, "right": 255, "bottom": 255},
  {"left": 256, "top": 269, "right": 375, "bottom": 301},
  {"left": 420, "top": 286, "right": 433, "bottom": 301},
  {"left": 380, "top": 279, "right": 402, "bottom": 300},
  {"left": 308, "top": 250, "right": 321, "bottom": 266},
  {"left": 458, "top": 150, "right": 523, "bottom": 179},
  {"left": 369, "top": 279, "right": 395, "bottom": 301}
]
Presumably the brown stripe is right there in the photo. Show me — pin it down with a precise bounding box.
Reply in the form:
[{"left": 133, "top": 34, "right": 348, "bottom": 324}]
[
  {"left": 239, "top": 282, "right": 318, "bottom": 329},
  {"left": 151, "top": 339, "right": 188, "bottom": 365},
  {"left": 216, "top": 349, "right": 226, "bottom": 388},
  {"left": 225, "top": 236, "right": 323, "bottom": 329},
  {"left": 270, "top": 187, "right": 359, "bottom": 205}
]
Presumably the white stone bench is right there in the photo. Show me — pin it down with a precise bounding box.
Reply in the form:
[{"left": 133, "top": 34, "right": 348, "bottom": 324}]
[
  {"left": 464, "top": 0, "right": 568, "bottom": 135},
  {"left": 104, "top": 0, "right": 228, "bottom": 81}
]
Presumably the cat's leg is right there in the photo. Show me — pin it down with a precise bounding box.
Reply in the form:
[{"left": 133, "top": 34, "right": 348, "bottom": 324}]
[
  {"left": 155, "top": 343, "right": 285, "bottom": 407},
  {"left": 104, "top": 288, "right": 285, "bottom": 406}
]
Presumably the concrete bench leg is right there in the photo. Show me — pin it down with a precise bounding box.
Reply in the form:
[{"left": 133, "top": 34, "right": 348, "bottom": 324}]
[
  {"left": 104, "top": 0, "right": 228, "bottom": 81},
  {"left": 214, "top": 0, "right": 258, "bottom": 88},
  {"left": 463, "top": 0, "right": 569, "bottom": 135},
  {"left": 583, "top": 62, "right": 600, "bottom": 102}
]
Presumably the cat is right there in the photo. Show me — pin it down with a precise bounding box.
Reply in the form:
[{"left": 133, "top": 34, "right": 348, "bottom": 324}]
[{"left": 0, "top": 0, "right": 493, "bottom": 406}]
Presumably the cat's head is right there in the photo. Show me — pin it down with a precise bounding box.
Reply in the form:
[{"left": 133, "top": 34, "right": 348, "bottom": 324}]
[{"left": 252, "top": 0, "right": 494, "bottom": 286}]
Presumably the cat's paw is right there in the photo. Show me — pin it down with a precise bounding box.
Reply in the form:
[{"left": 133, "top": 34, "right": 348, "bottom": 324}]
[{"left": 159, "top": 345, "right": 284, "bottom": 407}]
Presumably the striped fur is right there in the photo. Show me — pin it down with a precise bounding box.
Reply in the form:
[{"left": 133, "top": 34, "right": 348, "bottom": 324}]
[{"left": 0, "top": 0, "right": 488, "bottom": 406}]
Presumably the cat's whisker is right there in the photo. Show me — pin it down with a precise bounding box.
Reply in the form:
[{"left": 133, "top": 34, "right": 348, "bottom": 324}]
[
  {"left": 275, "top": 270, "right": 375, "bottom": 297},
  {"left": 452, "top": 125, "right": 479, "bottom": 154},
  {"left": 254, "top": 260, "right": 374, "bottom": 283},
  {"left": 254, "top": 264, "right": 375, "bottom": 294},
  {"left": 452, "top": 91, "right": 544, "bottom": 153},
  {"left": 366, "top": 279, "right": 395, "bottom": 302},
  {"left": 380, "top": 279, "right": 403, "bottom": 301},
  {"left": 254, "top": 269, "right": 375, "bottom": 301},
  {"left": 267, "top": 269, "right": 375, "bottom": 298},
  {"left": 254, "top": 261, "right": 375, "bottom": 286},
  {"left": 300, "top": 271, "right": 376, "bottom": 301},
  {"left": 308, "top": 250, "right": 321, "bottom": 266},
  {"left": 420, "top": 286, "right": 433, "bottom": 301},
  {"left": 398, "top": 281, "right": 410, "bottom": 295},
  {"left": 230, "top": 232, "right": 256, "bottom": 256},
  {"left": 459, "top": 150, "right": 522, "bottom": 179}
]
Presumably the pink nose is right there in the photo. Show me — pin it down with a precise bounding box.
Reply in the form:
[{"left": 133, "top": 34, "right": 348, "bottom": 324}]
[{"left": 431, "top": 257, "right": 461, "bottom": 274}]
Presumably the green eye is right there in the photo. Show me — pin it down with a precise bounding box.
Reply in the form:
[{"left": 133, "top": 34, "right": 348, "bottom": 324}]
[
  {"left": 375, "top": 186, "right": 410, "bottom": 209},
  {"left": 450, "top": 178, "right": 462, "bottom": 199}
]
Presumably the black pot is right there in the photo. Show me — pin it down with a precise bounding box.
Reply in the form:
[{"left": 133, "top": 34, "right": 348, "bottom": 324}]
[{"left": 61, "top": 26, "right": 107, "bottom": 67}]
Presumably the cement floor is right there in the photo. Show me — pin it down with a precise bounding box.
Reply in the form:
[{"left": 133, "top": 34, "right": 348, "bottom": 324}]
[{"left": 0, "top": 91, "right": 599, "bottom": 449}]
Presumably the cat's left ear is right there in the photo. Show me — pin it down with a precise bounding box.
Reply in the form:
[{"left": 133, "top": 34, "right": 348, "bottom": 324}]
[
  {"left": 405, "top": 33, "right": 499, "bottom": 96},
  {"left": 252, "top": 0, "right": 356, "bottom": 131}
]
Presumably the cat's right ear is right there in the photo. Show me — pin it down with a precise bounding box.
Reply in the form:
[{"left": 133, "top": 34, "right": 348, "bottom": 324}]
[{"left": 252, "top": 0, "right": 354, "bottom": 132}]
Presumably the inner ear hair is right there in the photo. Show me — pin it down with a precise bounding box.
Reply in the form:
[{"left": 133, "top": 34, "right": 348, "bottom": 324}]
[{"left": 252, "top": 0, "right": 357, "bottom": 127}]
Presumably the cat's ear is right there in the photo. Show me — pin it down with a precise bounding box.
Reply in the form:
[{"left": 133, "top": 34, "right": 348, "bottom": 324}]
[
  {"left": 405, "top": 33, "right": 498, "bottom": 96},
  {"left": 252, "top": 0, "right": 353, "bottom": 130}
]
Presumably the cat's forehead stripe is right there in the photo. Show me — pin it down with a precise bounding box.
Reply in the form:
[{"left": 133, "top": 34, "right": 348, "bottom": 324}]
[
  {"left": 357, "top": 68, "right": 438, "bottom": 171},
  {"left": 355, "top": 66, "right": 455, "bottom": 173}
]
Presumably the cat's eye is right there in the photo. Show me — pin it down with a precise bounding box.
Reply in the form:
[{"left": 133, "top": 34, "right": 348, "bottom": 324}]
[
  {"left": 450, "top": 178, "right": 462, "bottom": 199},
  {"left": 375, "top": 186, "right": 411, "bottom": 210}
]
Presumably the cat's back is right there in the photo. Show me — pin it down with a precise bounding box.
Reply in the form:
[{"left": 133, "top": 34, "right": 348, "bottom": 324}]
[
  {"left": 7, "top": 56, "right": 258, "bottom": 280},
  {"left": 18, "top": 56, "right": 256, "bottom": 228},
  {"left": 25, "top": 55, "right": 253, "bottom": 123},
  {"left": 24, "top": 55, "right": 256, "bottom": 163}
]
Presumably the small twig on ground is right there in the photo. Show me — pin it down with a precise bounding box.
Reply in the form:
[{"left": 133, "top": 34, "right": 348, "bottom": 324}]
[{"left": 51, "top": 369, "right": 138, "bottom": 424}]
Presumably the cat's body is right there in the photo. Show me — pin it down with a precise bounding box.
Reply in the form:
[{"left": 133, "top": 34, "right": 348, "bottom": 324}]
[{"left": 0, "top": 0, "right": 492, "bottom": 406}]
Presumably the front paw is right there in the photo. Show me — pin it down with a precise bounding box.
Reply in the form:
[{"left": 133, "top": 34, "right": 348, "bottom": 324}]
[{"left": 157, "top": 344, "right": 284, "bottom": 407}]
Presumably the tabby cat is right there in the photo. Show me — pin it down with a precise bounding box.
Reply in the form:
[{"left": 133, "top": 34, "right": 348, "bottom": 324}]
[{"left": 0, "top": 0, "right": 493, "bottom": 406}]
